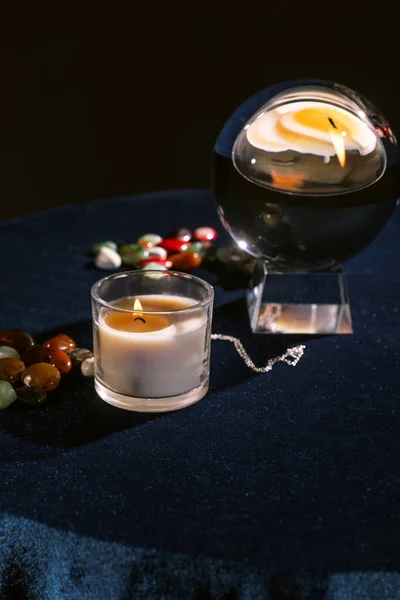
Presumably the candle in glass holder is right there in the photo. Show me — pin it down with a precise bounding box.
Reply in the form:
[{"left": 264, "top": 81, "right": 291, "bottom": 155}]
[{"left": 92, "top": 271, "right": 214, "bottom": 412}]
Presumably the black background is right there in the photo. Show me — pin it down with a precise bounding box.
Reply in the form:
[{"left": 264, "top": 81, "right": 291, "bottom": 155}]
[{"left": 0, "top": 8, "right": 399, "bottom": 220}]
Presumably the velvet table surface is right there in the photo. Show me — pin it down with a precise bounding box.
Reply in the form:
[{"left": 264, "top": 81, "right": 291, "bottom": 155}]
[{"left": 0, "top": 190, "right": 399, "bottom": 599}]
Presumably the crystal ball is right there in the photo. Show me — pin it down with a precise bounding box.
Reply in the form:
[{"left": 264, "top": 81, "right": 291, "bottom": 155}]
[{"left": 212, "top": 79, "right": 399, "bottom": 270}]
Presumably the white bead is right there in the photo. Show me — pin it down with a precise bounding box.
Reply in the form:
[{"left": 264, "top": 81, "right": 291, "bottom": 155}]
[
  {"left": 0, "top": 346, "right": 20, "bottom": 359},
  {"left": 141, "top": 262, "right": 168, "bottom": 271},
  {"left": 137, "top": 233, "right": 163, "bottom": 247},
  {"left": 147, "top": 247, "right": 167, "bottom": 259},
  {"left": 95, "top": 247, "right": 122, "bottom": 270},
  {"left": 81, "top": 356, "right": 95, "bottom": 377},
  {"left": 142, "top": 262, "right": 168, "bottom": 280}
]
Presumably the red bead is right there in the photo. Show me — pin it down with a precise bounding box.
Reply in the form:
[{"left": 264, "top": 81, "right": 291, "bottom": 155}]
[
  {"left": 169, "top": 252, "right": 202, "bottom": 271},
  {"left": 22, "top": 345, "right": 51, "bottom": 366},
  {"left": 49, "top": 350, "right": 72, "bottom": 374},
  {"left": 0, "top": 329, "right": 34, "bottom": 353},
  {"left": 192, "top": 227, "right": 218, "bottom": 242},
  {"left": 169, "top": 228, "right": 192, "bottom": 242},
  {"left": 42, "top": 334, "right": 76, "bottom": 352},
  {"left": 136, "top": 257, "right": 173, "bottom": 269},
  {"left": 384, "top": 126, "right": 392, "bottom": 138},
  {"left": 158, "top": 239, "right": 189, "bottom": 254}
]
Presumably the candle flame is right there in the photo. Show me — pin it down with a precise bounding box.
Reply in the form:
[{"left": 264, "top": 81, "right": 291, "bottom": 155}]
[
  {"left": 133, "top": 298, "right": 143, "bottom": 312},
  {"left": 328, "top": 118, "right": 346, "bottom": 167}
]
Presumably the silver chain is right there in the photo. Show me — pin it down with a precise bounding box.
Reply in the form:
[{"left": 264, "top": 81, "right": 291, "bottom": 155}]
[{"left": 211, "top": 333, "right": 305, "bottom": 373}]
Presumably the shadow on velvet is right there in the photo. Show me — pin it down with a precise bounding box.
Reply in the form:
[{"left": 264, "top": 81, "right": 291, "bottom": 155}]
[
  {"left": 0, "top": 319, "right": 161, "bottom": 457},
  {"left": 0, "top": 307, "right": 397, "bottom": 573},
  {"left": 0, "top": 298, "right": 322, "bottom": 457}
]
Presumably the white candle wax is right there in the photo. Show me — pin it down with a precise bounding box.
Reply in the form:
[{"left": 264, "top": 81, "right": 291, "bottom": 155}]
[
  {"left": 97, "top": 295, "right": 208, "bottom": 398},
  {"left": 246, "top": 100, "right": 377, "bottom": 159}
]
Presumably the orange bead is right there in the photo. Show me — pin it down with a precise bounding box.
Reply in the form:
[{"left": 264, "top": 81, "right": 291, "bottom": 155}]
[
  {"left": 22, "top": 363, "right": 61, "bottom": 391},
  {"left": 49, "top": 350, "right": 72, "bottom": 374},
  {"left": 169, "top": 251, "right": 202, "bottom": 271},
  {"left": 0, "top": 358, "right": 25, "bottom": 385},
  {"left": 42, "top": 333, "right": 76, "bottom": 352},
  {"left": 137, "top": 240, "right": 153, "bottom": 249},
  {"left": 137, "top": 234, "right": 163, "bottom": 249}
]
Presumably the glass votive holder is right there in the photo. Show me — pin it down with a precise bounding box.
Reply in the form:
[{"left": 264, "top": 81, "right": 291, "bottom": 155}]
[{"left": 91, "top": 270, "right": 214, "bottom": 412}]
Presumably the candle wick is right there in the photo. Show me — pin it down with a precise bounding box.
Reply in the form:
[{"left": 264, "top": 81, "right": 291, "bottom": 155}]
[
  {"left": 134, "top": 317, "right": 146, "bottom": 324},
  {"left": 328, "top": 117, "right": 337, "bottom": 129}
]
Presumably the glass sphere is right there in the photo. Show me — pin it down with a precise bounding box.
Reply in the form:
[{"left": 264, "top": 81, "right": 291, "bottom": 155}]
[{"left": 212, "top": 80, "right": 399, "bottom": 270}]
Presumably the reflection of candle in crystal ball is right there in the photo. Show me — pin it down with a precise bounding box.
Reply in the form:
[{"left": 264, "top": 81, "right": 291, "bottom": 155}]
[
  {"left": 246, "top": 101, "right": 377, "bottom": 162},
  {"left": 213, "top": 81, "right": 398, "bottom": 269},
  {"left": 238, "top": 101, "right": 383, "bottom": 193}
]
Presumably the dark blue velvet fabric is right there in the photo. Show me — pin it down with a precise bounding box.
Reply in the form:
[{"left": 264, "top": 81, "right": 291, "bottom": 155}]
[{"left": 1, "top": 189, "right": 400, "bottom": 599}]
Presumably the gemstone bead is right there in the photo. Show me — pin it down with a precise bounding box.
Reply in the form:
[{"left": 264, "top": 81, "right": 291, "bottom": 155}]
[
  {"left": 81, "top": 357, "right": 95, "bottom": 377},
  {"left": 0, "top": 329, "right": 34, "bottom": 353},
  {"left": 119, "top": 244, "right": 149, "bottom": 266},
  {"left": 22, "top": 363, "right": 61, "bottom": 391},
  {"left": 49, "top": 350, "right": 72, "bottom": 374},
  {"left": 92, "top": 240, "right": 118, "bottom": 255},
  {"left": 169, "top": 228, "right": 192, "bottom": 242},
  {"left": 0, "top": 381, "right": 17, "bottom": 409},
  {"left": 185, "top": 241, "right": 202, "bottom": 252},
  {"left": 42, "top": 334, "right": 76, "bottom": 352},
  {"left": 147, "top": 246, "right": 168, "bottom": 260},
  {"left": 192, "top": 227, "right": 218, "bottom": 242},
  {"left": 69, "top": 348, "right": 93, "bottom": 367},
  {"left": 136, "top": 257, "right": 172, "bottom": 269},
  {"left": 142, "top": 262, "right": 169, "bottom": 279},
  {"left": 216, "top": 246, "right": 247, "bottom": 264},
  {"left": 141, "top": 262, "right": 168, "bottom": 271},
  {"left": 158, "top": 239, "right": 189, "bottom": 254},
  {"left": 216, "top": 246, "right": 257, "bottom": 274},
  {"left": 185, "top": 242, "right": 210, "bottom": 256},
  {"left": 22, "top": 344, "right": 51, "bottom": 365},
  {"left": 16, "top": 386, "right": 47, "bottom": 406},
  {"left": 137, "top": 234, "right": 163, "bottom": 249},
  {"left": 169, "top": 252, "right": 202, "bottom": 271},
  {"left": 0, "top": 358, "right": 25, "bottom": 384},
  {"left": 0, "top": 346, "right": 20, "bottom": 360},
  {"left": 95, "top": 247, "right": 122, "bottom": 270}
]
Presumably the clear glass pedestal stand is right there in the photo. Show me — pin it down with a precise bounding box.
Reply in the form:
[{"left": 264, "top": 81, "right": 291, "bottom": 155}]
[{"left": 247, "top": 261, "right": 352, "bottom": 334}]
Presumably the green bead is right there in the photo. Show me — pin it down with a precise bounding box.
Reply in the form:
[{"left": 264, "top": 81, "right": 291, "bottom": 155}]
[
  {"left": 69, "top": 348, "right": 93, "bottom": 367},
  {"left": 119, "top": 244, "right": 149, "bottom": 266},
  {"left": 92, "top": 241, "right": 118, "bottom": 255},
  {"left": 0, "top": 380, "right": 17, "bottom": 409},
  {"left": 16, "top": 386, "right": 48, "bottom": 406},
  {"left": 185, "top": 242, "right": 209, "bottom": 257},
  {"left": 185, "top": 242, "right": 202, "bottom": 252},
  {"left": 0, "top": 346, "right": 20, "bottom": 359}
]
